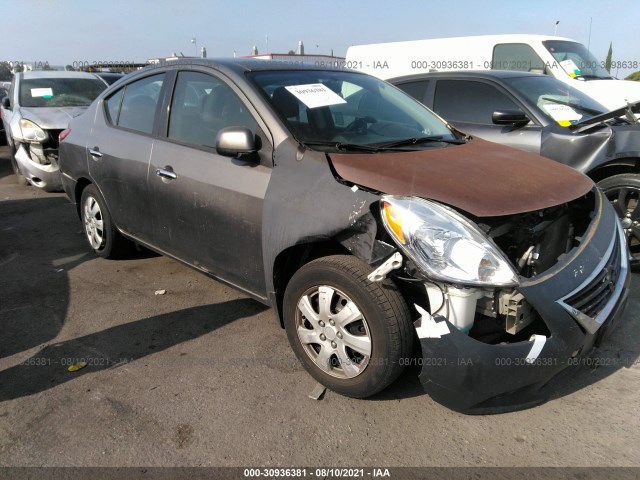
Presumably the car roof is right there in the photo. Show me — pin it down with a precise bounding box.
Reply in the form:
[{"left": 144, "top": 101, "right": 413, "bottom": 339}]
[
  {"left": 390, "top": 70, "right": 545, "bottom": 82},
  {"left": 20, "top": 71, "right": 102, "bottom": 80},
  {"left": 135, "top": 58, "right": 349, "bottom": 75}
]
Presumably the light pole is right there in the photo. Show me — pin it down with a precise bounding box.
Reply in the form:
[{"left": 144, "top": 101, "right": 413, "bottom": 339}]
[
  {"left": 191, "top": 37, "right": 197, "bottom": 57},
  {"left": 554, "top": 21, "right": 559, "bottom": 36}
]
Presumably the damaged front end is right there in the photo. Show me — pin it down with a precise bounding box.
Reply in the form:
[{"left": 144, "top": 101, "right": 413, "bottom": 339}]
[
  {"left": 14, "top": 119, "right": 63, "bottom": 192},
  {"left": 376, "top": 188, "right": 630, "bottom": 413}
]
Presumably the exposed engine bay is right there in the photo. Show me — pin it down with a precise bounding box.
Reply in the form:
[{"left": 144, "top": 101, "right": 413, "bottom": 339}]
[
  {"left": 477, "top": 191, "right": 595, "bottom": 278},
  {"left": 384, "top": 191, "right": 596, "bottom": 345}
]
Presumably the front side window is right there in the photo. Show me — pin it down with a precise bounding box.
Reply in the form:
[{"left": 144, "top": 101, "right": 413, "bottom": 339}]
[
  {"left": 433, "top": 80, "right": 519, "bottom": 124},
  {"left": 168, "top": 71, "right": 256, "bottom": 148},
  {"left": 492, "top": 44, "right": 546, "bottom": 73},
  {"left": 250, "top": 70, "right": 455, "bottom": 150},
  {"left": 116, "top": 73, "right": 165, "bottom": 135},
  {"left": 19, "top": 77, "right": 106, "bottom": 107}
]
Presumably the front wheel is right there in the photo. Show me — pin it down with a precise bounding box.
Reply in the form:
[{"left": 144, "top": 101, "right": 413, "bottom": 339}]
[
  {"left": 80, "top": 184, "right": 132, "bottom": 259},
  {"left": 598, "top": 173, "right": 640, "bottom": 269},
  {"left": 283, "top": 255, "right": 413, "bottom": 398}
]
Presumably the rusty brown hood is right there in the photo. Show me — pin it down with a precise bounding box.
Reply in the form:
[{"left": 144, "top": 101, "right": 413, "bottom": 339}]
[{"left": 328, "top": 137, "right": 594, "bottom": 217}]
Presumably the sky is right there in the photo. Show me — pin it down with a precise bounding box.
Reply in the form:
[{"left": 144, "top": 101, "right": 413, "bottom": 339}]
[{"left": 2, "top": 0, "right": 639, "bottom": 78}]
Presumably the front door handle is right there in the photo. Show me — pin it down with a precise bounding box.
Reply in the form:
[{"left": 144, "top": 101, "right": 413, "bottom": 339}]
[
  {"left": 89, "top": 147, "right": 102, "bottom": 159},
  {"left": 155, "top": 167, "right": 177, "bottom": 180}
]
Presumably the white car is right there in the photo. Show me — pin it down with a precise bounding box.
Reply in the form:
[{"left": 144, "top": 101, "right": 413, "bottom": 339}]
[{"left": 1, "top": 71, "right": 107, "bottom": 191}]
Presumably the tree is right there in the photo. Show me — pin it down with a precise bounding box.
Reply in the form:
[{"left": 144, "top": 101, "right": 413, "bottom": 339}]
[
  {"left": 0, "top": 61, "right": 12, "bottom": 81},
  {"left": 625, "top": 71, "right": 640, "bottom": 81},
  {"left": 605, "top": 42, "right": 613, "bottom": 73}
]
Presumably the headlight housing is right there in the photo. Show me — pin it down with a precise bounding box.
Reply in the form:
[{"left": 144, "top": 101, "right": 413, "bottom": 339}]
[
  {"left": 381, "top": 195, "right": 518, "bottom": 286},
  {"left": 19, "top": 118, "right": 47, "bottom": 143}
]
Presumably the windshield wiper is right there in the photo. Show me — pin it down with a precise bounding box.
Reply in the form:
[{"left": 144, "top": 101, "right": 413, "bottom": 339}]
[
  {"left": 376, "top": 136, "right": 467, "bottom": 149},
  {"left": 301, "top": 136, "right": 466, "bottom": 153},
  {"left": 301, "top": 141, "right": 384, "bottom": 152},
  {"left": 540, "top": 96, "right": 603, "bottom": 116},
  {"left": 577, "top": 74, "right": 614, "bottom": 80}
]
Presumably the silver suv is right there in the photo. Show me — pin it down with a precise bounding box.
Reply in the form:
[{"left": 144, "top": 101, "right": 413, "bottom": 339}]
[{"left": 1, "top": 71, "right": 106, "bottom": 191}]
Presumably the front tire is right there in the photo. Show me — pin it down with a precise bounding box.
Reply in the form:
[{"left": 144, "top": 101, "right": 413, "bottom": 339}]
[
  {"left": 80, "top": 184, "right": 131, "bottom": 259},
  {"left": 598, "top": 173, "right": 640, "bottom": 269},
  {"left": 283, "top": 255, "right": 413, "bottom": 398}
]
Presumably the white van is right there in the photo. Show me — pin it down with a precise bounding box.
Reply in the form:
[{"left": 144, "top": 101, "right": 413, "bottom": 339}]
[{"left": 345, "top": 34, "right": 640, "bottom": 111}]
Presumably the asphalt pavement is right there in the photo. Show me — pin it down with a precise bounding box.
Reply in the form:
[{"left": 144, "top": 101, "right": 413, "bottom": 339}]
[{"left": 0, "top": 145, "right": 639, "bottom": 468}]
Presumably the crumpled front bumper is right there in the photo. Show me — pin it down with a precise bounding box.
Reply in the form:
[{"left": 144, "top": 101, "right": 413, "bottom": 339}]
[
  {"left": 417, "top": 195, "right": 631, "bottom": 414},
  {"left": 14, "top": 143, "right": 62, "bottom": 192}
]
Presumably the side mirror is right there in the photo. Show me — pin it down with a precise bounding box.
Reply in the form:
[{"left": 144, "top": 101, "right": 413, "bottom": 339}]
[
  {"left": 2, "top": 96, "right": 10, "bottom": 109},
  {"left": 215, "top": 126, "right": 259, "bottom": 158},
  {"left": 492, "top": 110, "right": 529, "bottom": 127}
]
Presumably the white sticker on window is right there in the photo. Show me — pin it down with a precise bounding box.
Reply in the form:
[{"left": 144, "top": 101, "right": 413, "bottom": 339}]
[
  {"left": 560, "top": 59, "right": 581, "bottom": 77},
  {"left": 31, "top": 88, "right": 53, "bottom": 98},
  {"left": 540, "top": 103, "right": 583, "bottom": 122},
  {"left": 285, "top": 84, "right": 346, "bottom": 109}
]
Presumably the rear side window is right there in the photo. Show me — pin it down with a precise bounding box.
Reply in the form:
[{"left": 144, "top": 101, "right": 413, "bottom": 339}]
[
  {"left": 493, "top": 44, "right": 546, "bottom": 72},
  {"left": 433, "top": 80, "right": 519, "bottom": 124},
  {"left": 105, "top": 89, "right": 123, "bottom": 124},
  {"left": 395, "top": 80, "right": 430, "bottom": 103},
  {"left": 168, "top": 71, "right": 256, "bottom": 148},
  {"left": 114, "top": 74, "right": 165, "bottom": 135}
]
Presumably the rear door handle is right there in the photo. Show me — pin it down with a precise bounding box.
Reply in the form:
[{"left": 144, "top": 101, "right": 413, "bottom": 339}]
[
  {"left": 89, "top": 147, "right": 102, "bottom": 159},
  {"left": 155, "top": 167, "right": 177, "bottom": 180}
]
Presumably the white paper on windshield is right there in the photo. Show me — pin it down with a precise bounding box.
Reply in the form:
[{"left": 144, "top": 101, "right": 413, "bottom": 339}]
[
  {"left": 560, "top": 59, "right": 581, "bottom": 76},
  {"left": 285, "top": 84, "right": 346, "bottom": 109},
  {"left": 541, "top": 103, "right": 583, "bottom": 122},
  {"left": 31, "top": 88, "right": 53, "bottom": 98}
]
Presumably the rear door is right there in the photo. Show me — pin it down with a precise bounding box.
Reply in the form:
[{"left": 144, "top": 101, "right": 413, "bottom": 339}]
[
  {"left": 88, "top": 72, "right": 167, "bottom": 243},
  {"left": 149, "top": 69, "right": 273, "bottom": 296},
  {"left": 430, "top": 78, "right": 542, "bottom": 154}
]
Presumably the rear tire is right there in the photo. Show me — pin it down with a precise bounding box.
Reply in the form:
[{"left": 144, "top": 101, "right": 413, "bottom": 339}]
[
  {"left": 283, "top": 255, "right": 413, "bottom": 398},
  {"left": 598, "top": 173, "right": 640, "bottom": 269},
  {"left": 80, "top": 184, "right": 132, "bottom": 259}
]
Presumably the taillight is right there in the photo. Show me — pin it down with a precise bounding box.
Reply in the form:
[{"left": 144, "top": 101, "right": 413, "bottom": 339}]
[{"left": 59, "top": 128, "right": 71, "bottom": 142}]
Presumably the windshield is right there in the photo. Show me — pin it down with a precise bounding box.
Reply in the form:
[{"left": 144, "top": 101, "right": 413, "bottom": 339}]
[
  {"left": 250, "top": 70, "right": 457, "bottom": 151},
  {"left": 19, "top": 77, "right": 106, "bottom": 107},
  {"left": 543, "top": 40, "right": 613, "bottom": 80},
  {"left": 505, "top": 75, "right": 607, "bottom": 125}
]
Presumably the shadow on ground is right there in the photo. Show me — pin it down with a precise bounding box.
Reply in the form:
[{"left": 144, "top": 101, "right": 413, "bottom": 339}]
[
  {"left": 0, "top": 195, "right": 85, "bottom": 359},
  {"left": 0, "top": 299, "right": 268, "bottom": 402}
]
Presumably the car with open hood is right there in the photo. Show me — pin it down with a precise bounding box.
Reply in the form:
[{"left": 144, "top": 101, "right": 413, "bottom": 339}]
[
  {"left": 58, "top": 59, "right": 630, "bottom": 413},
  {"left": 390, "top": 71, "right": 640, "bottom": 268},
  {"left": 1, "top": 71, "right": 107, "bottom": 191}
]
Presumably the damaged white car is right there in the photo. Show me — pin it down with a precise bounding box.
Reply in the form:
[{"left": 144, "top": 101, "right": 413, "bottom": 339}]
[{"left": 1, "top": 71, "right": 107, "bottom": 191}]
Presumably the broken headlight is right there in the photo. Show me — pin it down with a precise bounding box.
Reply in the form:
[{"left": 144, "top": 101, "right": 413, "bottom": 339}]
[
  {"left": 19, "top": 118, "right": 47, "bottom": 143},
  {"left": 381, "top": 195, "right": 518, "bottom": 286}
]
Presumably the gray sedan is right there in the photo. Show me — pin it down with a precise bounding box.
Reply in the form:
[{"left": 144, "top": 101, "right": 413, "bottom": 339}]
[{"left": 58, "top": 59, "right": 628, "bottom": 413}]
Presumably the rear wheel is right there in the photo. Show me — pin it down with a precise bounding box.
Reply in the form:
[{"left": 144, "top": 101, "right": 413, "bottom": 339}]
[
  {"left": 598, "top": 173, "right": 640, "bottom": 268},
  {"left": 80, "top": 184, "right": 132, "bottom": 259},
  {"left": 283, "top": 255, "right": 413, "bottom": 398}
]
